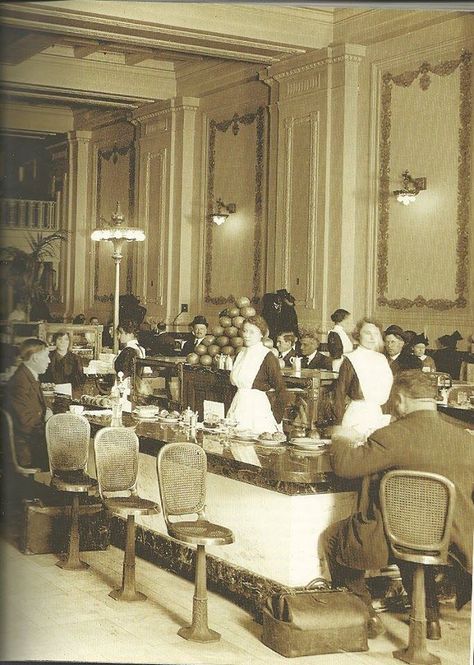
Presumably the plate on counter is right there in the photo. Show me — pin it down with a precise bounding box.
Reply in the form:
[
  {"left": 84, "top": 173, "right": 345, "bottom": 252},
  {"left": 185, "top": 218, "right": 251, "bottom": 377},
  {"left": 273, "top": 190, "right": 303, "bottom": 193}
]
[
  {"left": 290, "top": 438, "right": 331, "bottom": 451},
  {"left": 232, "top": 431, "right": 258, "bottom": 442},
  {"left": 255, "top": 438, "right": 287, "bottom": 447},
  {"left": 157, "top": 416, "right": 180, "bottom": 424}
]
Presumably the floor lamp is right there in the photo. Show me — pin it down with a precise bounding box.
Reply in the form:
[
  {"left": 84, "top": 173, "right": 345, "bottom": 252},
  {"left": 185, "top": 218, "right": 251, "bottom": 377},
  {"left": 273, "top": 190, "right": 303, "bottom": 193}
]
[{"left": 91, "top": 202, "right": 145, "bottom": 354}]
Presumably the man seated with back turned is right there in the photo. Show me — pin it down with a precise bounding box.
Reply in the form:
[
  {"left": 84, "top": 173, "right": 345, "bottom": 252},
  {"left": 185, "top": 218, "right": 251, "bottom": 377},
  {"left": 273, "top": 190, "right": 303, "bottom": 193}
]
[
  {"left": 322, "top": 370, "right": 473, "bottom": 640},
  {"left": 5, "top": 338, "right": 53, "bottom": 470}
]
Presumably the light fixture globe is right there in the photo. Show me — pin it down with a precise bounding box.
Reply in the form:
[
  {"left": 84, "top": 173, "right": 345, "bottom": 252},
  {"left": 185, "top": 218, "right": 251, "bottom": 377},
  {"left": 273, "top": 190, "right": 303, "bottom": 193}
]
[
  {"left": 91, "top": 201, "right": 145, "bottom": 353},
  {"left": 393, "top": 170, "right": 427, "bottom": 206}
]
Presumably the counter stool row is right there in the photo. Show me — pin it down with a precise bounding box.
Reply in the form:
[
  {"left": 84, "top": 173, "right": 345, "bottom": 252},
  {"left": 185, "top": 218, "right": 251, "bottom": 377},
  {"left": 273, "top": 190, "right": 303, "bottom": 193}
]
[{"left": 2, "top": 409, "right": 234, "bottom": 644}]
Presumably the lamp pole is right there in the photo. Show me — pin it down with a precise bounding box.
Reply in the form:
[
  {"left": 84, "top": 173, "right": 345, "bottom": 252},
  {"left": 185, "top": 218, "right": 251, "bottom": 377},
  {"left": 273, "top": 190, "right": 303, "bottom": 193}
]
[
  {"left": 112, "top": 239, "right": 125, "bottom": 354},
  {"left": 91, "top": 202, "right": 145, "bottom": 355}
]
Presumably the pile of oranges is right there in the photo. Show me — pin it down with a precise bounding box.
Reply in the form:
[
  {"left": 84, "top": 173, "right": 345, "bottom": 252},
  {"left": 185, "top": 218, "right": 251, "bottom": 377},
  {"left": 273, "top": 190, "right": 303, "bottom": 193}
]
[{"left": 185, "top": 296, "right": 273, "bottom": 367}]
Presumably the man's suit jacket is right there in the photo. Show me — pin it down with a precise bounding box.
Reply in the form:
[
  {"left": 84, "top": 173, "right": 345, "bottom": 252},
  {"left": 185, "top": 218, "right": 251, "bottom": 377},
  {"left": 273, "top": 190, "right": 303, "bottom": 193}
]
[
  {"left": 5, "top": 364, "right": 48, "bottom": 469},
  {"left": 181, "top": 336, "right": 205, "bottom": 357},
  {"left": 330, "top": 411, "right": 474, "bottom": 604},
  {"left": 305, "top": 351, "right": 333, "bottom": 371},
  {"left": 280, "top": 349, "right": 296, "bottom": 368}
]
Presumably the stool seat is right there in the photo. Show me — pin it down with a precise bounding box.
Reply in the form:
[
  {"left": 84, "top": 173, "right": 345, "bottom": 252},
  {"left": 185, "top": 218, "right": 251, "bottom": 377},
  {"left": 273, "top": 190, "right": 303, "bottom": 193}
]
[
  {"left": 51, "top": 474, "right": 97, "bottom": 493},
  {"left": 169, "top": 520, "right": 234, "bottom": 546},
  {"left": 104, "top": 496, "right": 159, "bottom": 518}
]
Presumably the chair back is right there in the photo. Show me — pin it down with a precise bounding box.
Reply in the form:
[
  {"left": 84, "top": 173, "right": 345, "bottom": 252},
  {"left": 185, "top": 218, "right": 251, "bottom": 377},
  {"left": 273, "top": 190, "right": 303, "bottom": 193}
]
[
  {"left": 46, "top": 413, "right": 91, "bottom": 474},
  {"left": 157, "top": 443, "right": 207, "bottom": 527},
  {"left": 94, "top": 426, "right": 139, "bottom": 499},
  {"left": 1, "top": 407, "right": 41, "bottom": 476},
  {"left": 380, "top": 469, "right": 456, "bottom": 565}
]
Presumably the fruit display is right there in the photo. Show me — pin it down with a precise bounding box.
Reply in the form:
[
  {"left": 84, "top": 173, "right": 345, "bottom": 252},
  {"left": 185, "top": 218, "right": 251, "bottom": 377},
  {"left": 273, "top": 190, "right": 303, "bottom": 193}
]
[{"left": 185, "top": 294, "right": 274, "bottom": 367}]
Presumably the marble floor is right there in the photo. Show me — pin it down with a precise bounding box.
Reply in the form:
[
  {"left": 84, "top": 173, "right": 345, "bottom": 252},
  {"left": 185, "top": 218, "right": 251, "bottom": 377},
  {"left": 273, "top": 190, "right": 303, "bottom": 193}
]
[{"left": 1, "top": 537, "right": 472, "bottom": 665}]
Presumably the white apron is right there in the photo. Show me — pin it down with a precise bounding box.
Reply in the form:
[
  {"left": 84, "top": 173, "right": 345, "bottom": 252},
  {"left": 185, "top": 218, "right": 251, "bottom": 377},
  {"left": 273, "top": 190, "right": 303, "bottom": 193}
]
[
  {"left": 341, "top": 346, "right": 393, "bottom": 440},
  {"left": 227, "top": 343, "right": 281, "bottom": 435}
]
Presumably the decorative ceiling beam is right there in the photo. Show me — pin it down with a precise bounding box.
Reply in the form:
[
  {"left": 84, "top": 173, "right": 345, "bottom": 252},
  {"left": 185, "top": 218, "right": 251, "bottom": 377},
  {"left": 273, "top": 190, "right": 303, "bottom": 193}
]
[
  {"left": 73, "top": 43, "right": 103, "bottom": 58},
  {"left": 2, "top": 32, "right": 57, "bottom": 65}
]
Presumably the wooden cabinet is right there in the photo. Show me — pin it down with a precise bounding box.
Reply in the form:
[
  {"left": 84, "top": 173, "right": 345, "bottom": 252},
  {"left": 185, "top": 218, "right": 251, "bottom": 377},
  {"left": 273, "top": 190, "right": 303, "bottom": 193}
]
[
  {"left": 180, "top": 364, "right": 237, "bottom": 419},
  {"left": 0, "top": 321, "right": 103, "bottom": 362}
]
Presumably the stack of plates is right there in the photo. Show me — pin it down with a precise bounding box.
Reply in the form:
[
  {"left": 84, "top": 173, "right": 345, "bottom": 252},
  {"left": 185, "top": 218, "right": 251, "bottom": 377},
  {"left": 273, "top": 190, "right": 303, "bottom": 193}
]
[{"left": 290, "top": 437, "right": 331, "bottom": 451}]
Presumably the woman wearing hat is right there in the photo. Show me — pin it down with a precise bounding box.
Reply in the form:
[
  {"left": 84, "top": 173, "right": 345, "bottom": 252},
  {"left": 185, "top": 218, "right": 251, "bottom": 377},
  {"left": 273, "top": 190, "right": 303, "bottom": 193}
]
[
  {"left": 181, "top": 315, "right": 209, "bottom": 356},
  {"left": 433, "top": 331, "right": 463, "bottom": 379},
  {"left": 412, "top": 333, "right": 436, "bottom": 372}
]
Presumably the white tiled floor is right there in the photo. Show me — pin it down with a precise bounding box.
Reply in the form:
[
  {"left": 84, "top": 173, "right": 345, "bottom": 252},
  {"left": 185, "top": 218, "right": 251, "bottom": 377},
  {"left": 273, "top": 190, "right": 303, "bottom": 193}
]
[{"left": 1, "top": 538, "right": 471, "bottom": 665}]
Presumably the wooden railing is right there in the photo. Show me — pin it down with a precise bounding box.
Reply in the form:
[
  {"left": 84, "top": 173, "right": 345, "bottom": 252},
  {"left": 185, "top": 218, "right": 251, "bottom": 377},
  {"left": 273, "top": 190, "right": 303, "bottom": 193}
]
[{"left": 1, "top": 198, "right": 57, "bottom": 230}]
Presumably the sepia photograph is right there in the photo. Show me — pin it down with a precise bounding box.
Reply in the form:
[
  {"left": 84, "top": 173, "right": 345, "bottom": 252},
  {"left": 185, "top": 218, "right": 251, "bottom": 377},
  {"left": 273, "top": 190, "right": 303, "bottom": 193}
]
[{"left": 0, "top": 1, "right": 473, "bottom": 664}]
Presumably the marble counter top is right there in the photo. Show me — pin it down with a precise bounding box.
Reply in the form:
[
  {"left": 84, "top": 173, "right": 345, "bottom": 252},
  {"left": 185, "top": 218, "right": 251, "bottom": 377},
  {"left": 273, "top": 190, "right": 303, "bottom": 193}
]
[{"left": 87, "top": 414, "right": 358, "bottom": 496}]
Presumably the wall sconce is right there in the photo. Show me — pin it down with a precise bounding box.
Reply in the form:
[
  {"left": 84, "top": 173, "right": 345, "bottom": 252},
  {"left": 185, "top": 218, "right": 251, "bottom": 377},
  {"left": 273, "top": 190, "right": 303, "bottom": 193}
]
[
  {"left": 393, "top": 170, "right": 427, "bottom": 206},
  {"left": 211, "top": 198, "right": 237, "bottom": 225}
]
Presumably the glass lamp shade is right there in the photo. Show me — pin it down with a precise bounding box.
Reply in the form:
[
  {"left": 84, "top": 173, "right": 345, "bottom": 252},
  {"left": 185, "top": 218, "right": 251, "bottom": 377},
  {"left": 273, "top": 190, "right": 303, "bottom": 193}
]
[
  {"left": 212, "top": 213, "right": 228, "bottom": 226},
  {"left": 91, "top": 227, "right": 145, "bottom": 241},
  {"left": 396, "top": 192, "right": 417, "bottom": 206}
]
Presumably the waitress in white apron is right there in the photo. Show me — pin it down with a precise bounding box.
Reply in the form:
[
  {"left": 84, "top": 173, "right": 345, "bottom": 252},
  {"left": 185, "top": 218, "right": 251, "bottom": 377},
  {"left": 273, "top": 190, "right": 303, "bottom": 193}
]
[
  {"left": 227, "top": 315, "right": 288, "bottom": 435},
  {"left": 114, "top": 320, "right": 146, "bottom": 379},
  {"left": 333, "top": 318, "right": 393, "bottom": 440}
]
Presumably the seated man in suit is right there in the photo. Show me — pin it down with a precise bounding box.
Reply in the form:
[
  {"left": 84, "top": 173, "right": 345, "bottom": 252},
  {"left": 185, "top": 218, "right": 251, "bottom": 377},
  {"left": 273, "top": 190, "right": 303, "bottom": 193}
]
[
  {"left": 181, "top": 315, "right": 209, "bottom": 356},
  {"left": 298, "top": 329, "right": 332, "bottom": 370},
  {"left": 275, "top": 331, "right": 297, "bottom": 367},
  {"left": 5, "top": 338, "right": 53, "bottom": 470},
  {"left": 322, "top": 371, "right": 473, "bottom": 640}
]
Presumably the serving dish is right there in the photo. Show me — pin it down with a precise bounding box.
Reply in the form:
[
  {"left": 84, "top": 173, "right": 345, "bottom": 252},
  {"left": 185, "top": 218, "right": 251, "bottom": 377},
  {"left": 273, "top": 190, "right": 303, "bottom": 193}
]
[{"left": 290, "top": 437, "right": 331, "bottom": 451}]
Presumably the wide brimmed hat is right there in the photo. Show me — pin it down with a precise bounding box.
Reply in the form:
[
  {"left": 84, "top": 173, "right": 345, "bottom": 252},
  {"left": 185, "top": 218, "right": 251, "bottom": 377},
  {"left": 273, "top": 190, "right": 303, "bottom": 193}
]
[
  {"left": 190, "top": 315, "right": 208, "bottom": 327},
  {"left": 438, "top": 331, "right": 462, "bottom": 347},
  {"left": 383, "top": 325, "right": 407, "bottom": 342},
  {"left": 412, "top": 333, "right": 429, "bottom": 346},
  {"left": 276, "top": 289, "right": 295, "bottom": 304}
]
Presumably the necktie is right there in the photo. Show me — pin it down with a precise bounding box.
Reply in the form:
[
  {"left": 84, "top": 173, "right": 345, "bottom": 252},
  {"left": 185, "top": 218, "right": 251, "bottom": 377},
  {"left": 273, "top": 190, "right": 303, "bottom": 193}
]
[{"left": 301, "top": 356, "right": 308, "bottom": 368}]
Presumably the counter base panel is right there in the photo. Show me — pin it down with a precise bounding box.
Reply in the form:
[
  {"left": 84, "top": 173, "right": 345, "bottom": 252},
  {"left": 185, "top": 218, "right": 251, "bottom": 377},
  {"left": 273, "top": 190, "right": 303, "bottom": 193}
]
[{"left": 136, "top": 452, "right": 358, "bottom": 588}]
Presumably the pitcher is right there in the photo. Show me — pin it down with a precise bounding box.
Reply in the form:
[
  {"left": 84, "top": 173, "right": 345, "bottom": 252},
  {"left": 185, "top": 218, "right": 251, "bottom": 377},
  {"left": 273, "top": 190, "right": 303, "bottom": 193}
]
[{"left": 290, "top": 356, "right": 302, "bottom": 372}]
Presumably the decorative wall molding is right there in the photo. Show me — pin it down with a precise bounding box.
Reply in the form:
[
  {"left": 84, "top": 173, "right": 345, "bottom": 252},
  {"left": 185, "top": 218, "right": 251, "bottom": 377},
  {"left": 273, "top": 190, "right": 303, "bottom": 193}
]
[
  {"left": 376, "top": 49, "right": 472, "bottom": 311},
  {"left": 282, "top": 112, "right": 320, "bottom": 309},
  {"left": 143, "top": 150, "right": 167, "bottom": 305},
  {"left": 286, "top": 75, "right": 321, "bottom": 98},
  {"left": 205, "top": 106, "right": 265, "bottom": 304},
  {"left": 271, "top": 53, "right": 364, "bottom": 82},
  {"left": 93, "top": 140, "right": 136, "bottom": 301}
]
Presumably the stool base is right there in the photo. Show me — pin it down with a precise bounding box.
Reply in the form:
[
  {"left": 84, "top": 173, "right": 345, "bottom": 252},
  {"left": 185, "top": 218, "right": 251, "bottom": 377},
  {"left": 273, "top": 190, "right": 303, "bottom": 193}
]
[
  {"left": 109, "top": 588, "right": 147, "bottom": 602},
  {"left": 178, "top": 625, "right": 220, "bottom": 643},
  {"left": 393, "top": 646, "right": 441, "bottom": 665},
  {"left": 56, "top": 558, "right": 89, "bottom": 571}
]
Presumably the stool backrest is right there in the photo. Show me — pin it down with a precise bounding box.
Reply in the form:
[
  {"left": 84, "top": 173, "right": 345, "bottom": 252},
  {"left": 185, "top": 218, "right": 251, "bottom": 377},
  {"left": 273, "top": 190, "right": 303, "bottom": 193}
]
[
  {"left": 157, "top": 443, "right": 207, "bottom": 526},
  {"left": 0, "top": 407, "right": 40, "bottom": 476},
  {"left": 380, "top": 469, "right": 456, "bottom": 565},
  {"left": 46, "top": 413, "right": 91, "bottom": 474},
  {"left": 94, "top": 427, "right": 139, "bottom": 497}
]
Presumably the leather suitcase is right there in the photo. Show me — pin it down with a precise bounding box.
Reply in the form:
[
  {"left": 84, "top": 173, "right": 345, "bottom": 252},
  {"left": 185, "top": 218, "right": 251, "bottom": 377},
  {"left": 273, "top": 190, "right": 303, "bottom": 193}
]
[
  {"left": 20, "top": 499, "right": 110, "bottom": 555},
  {"left": 261, "top": 579, "right": 369, "bottom": 657}
]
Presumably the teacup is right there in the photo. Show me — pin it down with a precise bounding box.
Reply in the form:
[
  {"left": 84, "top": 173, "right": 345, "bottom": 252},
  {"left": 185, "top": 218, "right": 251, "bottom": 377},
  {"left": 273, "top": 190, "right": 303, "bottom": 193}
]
[
  {"left": 69, "top": 405, "right": 84, "bottom": 415},
  {"left": 290, "top": 356, "right": 302, "bottom": 372}
]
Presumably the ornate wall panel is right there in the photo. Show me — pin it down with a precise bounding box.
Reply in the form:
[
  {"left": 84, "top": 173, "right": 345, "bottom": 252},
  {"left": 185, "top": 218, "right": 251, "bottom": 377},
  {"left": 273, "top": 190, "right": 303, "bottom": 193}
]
[
  {"left": 93, "top": 141, "right": 135, "bottom": 302},
  {"left": 205, "top": 107, "right": 265, "bottom": 304},
  {"left": 143, "top": 150, "right": 167, "bottom": 305},
  {"left": 376, "top": 50, "right": 471, "bottom": 311},
  {"left": 282, "top": 112, "right": 319, "bottom": 308}
]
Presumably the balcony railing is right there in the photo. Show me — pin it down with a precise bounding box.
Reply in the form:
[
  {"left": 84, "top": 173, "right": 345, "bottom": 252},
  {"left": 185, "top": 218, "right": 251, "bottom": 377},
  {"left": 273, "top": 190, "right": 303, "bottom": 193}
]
[{"left": 1, "top": 198, "right": 57, "bottom": 230}]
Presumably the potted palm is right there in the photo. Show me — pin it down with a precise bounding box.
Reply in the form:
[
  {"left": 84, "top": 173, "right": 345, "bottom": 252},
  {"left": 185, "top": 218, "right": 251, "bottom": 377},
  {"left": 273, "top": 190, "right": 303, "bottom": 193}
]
[{"left": 1, "top": 231, "right": 67, "bottom": 321}]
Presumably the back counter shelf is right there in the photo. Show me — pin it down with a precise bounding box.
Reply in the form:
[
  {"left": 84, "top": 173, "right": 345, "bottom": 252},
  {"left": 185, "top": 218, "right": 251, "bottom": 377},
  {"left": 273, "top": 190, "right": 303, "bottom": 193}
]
[{"left": 132, "top": 356, "right": 339, "bottom": 434}]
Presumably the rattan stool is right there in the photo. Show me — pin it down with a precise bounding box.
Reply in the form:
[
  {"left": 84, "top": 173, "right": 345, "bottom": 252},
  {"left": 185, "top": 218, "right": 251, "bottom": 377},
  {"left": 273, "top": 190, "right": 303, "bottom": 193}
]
[
  {"left": 157, "top": 442, "right": 234, "bottom": 642},
  {"left": 46, "top": 413, "right": 98, "bottom": 571},
  {"left": 380, "top": 470, "right": 456, "bottom": 665},
  {"left": 94, "top": 426, "right": 159, "bottom": 601}
]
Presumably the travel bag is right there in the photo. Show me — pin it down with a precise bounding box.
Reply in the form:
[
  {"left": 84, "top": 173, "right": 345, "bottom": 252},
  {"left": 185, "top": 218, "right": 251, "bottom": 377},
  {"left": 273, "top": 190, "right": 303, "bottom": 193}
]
[
  {"left": 261, "top": 578, "right": 369, "bottom": 657},
  {"left": 20, "top": 498, "right": 110, "bottom": 555}
]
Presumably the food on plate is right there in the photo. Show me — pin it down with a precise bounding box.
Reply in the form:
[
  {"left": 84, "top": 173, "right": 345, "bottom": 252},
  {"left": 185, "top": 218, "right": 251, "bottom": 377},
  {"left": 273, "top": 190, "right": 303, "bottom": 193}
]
[{"left": 258, "top": 431, "right": 286, "bottom": 442}]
